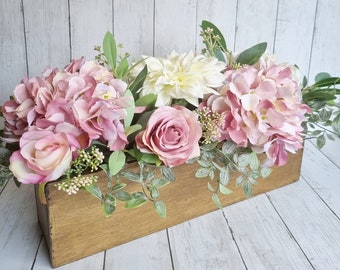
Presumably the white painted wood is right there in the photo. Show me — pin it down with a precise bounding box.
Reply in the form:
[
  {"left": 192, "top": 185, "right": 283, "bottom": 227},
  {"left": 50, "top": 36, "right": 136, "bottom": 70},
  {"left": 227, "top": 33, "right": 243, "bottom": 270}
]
[
  {"left": 33, "top": 239, "right": 104, "bottom": 270},
  {"left": 154, "top": 0, "right": 197, "bottom": 56},
  {"left": 0, "top": 180, "right": 41, "bottom": 270},
  {"left": 274, "top": 0, "right": 317, "bottom": 77},
  {"left": 196, "top": 0, "right": 237, "bottom": 53},
  {"left": 105, "top": 230, "right": 172, "bottom": 270},
  {"left": 0, "top": 0, "right": 27, "bottom": 104},
  {"left": 308, "top": 0, "right": 340, "bottom": 79},
  {"left": 69, "top": 0, "right": 113, "bottom": 60},
  {"left": 267, "top": 178, "right": 340, "bottom": 269},
  {"left": 223, "top": 195, "right": 313, "bottom": 269},
  {"left": 168, "top": 210, "right": 246, "bottom": 270},
  {"left": 113, "top": 0, "right": 154, "bottom": 58},
  {"left": 301, "top": 141, "right": 340, "bottom": 216},
  {"left": 23, "top": 0, "right": 70, "bottom": 76},
  {"left": 234, "top": 0, "right": 278, "bottom": 53},
  {"left": 312, "top": 138, "right": 340, "bottom": 168}
]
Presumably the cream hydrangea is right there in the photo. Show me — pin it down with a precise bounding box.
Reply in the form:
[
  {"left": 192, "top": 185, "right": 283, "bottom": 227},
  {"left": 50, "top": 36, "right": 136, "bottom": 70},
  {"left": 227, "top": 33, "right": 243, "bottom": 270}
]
[{"left": 140, "top": 51, "right": 225, "bottom": 107}]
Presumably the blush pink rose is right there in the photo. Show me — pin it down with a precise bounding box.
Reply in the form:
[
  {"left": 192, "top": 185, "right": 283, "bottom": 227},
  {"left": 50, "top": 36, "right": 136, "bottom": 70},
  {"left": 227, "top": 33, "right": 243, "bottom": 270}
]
[
  {"left": 9, "top": 130, "right": 79, "bottom": 184},
  {"left": 135, "top": 105, "right": 202, "bottom": 167}
]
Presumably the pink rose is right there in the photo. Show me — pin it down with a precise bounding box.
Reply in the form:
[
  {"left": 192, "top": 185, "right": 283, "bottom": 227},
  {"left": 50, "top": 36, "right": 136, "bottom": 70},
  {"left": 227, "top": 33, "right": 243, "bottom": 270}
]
[
  {"left": 135, "top": 105, "right": 202, "bottom": 167},
  {"left": 9, "top": 130, "right": 79, "bottom": 184}
]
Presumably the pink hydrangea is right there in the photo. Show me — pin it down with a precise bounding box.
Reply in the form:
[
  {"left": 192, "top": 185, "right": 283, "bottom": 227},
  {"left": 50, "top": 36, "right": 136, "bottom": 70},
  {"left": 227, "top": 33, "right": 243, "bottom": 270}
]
[{"left": 200, "top": 60, "right": 311, "bottom": 167}]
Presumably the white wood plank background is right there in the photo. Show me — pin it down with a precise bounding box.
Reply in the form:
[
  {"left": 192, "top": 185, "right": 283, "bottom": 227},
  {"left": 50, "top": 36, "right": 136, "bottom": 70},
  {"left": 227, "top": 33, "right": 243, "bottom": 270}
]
[{"left": 1, "top": 0, "right": 340, "bottom": 104}]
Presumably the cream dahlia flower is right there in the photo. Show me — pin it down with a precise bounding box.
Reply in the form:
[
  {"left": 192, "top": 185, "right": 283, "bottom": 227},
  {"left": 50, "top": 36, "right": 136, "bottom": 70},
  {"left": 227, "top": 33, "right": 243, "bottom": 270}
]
[{"left": 140, "top": 51, "right": 225, "bottom": 107}]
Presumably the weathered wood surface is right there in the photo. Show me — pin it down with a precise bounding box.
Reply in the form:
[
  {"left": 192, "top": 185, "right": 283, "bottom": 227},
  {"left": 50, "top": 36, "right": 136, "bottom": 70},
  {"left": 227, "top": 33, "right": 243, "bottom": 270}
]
[{"left": 0, "top": 132, "right": 339, "bottom": 269}]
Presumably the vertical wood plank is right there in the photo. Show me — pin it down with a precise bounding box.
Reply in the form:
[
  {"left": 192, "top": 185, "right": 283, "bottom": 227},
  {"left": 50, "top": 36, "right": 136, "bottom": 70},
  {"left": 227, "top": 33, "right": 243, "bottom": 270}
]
[
  {"left": 154, "top": 0, "right": 197, "bottom": 56},
  {"left": 69, "top": 0, "right": 113, "bottom": 60},
  {"left": 309, "top": 0, "right": 340, "bottom": 79},
  {"left": 196, "top": 0, "right": 237, "bottom": 54},
  {"left": 234, "top": 0, "right": 278, "bottom": 52},
  {"left": 0, "top": 181, "right": 41, "bottom": 270},
  {"left": 168, "top": 210, "right": 246, "bottom": 270},
  {"left": 0, "top": 0, "right": 27, "bottom": 104},
  {"left": 223, "top": 195, "right": 313, "bottom": 269},
  {"left": 105, "top": 230, "right": 172, "bottom": 270},
  {"left": 267, "top": 179, "right": 340, "bottom": 269},
  {"left": 23, "top": 0, "right": 70, "bottom": 76},
  {"left": 274, "top": 0, "right": 317, "bottom": 77},
  {"left": 113, "top": 0, "right": 154, "bottom": 58},
  {"left": 33, "top": 239, "right": 104, "bottom": 270}
]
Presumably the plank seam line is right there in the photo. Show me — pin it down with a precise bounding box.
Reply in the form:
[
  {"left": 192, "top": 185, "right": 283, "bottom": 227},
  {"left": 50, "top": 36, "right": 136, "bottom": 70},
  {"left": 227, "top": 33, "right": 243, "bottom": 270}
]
[
  {"left": 300, "top": 176, "right": 340, "bottom": 222},
  {"left": 30, "top": 234, "right": 44, "bottom": 270},
  {"left": 103, "top": 250, "right": 107, "bottom": 270},
  {"left": 221, "top": 209, "right": 248, "bottom": 270},
  {"left": 265, "top": 193, "right": 316, "bottom": 269},
  {"left": 166, "top": 229, "right": 175, "bottom": 270},
  {"left": 308, "top": 141, "right": 339, "bottom": 170}
]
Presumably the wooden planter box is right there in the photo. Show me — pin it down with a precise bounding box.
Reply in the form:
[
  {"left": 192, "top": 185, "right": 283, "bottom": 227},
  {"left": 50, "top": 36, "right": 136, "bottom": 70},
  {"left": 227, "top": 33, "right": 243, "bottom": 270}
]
[{"left": 35, "top": 150, "right": 303, "bottom": 268}]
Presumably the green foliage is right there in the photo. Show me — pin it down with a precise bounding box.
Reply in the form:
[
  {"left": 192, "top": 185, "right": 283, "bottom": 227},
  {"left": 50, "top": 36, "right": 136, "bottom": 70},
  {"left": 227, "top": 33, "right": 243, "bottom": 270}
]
[
  {"left": 103, "top": 32, "right": 117, "bottom": 70},
  {"left": 236, "top": 42, "right": 267, "bottom": 65},
  {"left": 109, "top": 151, "right": 126, "bottom": 176}
]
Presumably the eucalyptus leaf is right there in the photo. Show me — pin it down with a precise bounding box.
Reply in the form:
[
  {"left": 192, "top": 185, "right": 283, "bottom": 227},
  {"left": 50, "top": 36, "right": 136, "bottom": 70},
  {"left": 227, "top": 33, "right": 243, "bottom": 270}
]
[
  {"left": 109, "top": 150, "right": 126, "bottom": 176},
  {"left": 207, "top": 182, "right": 215, "bottom": 192},
  {"left": 222, "top": 141, "right": 237, "bottom": 155},
  {"left": 161, "top": 166, "right": 175, "bottom": 182},
  {"left": 238, "top": 154, "right": 250, "bottom": 167},
  {"left": 150, "top": 185, "right": 159, "bottom": 199},
  {"left": 85, "top": 184, "right": 103, "bottom": 201},
  {"left": 249, "top": 152, "right": 260, "bottom": 171},
  {"left": 236, "top": 42, "right": 267, "bottom": 65},
  {"left": 219, "top": 183, "right": 233, "bottom": 195},
  {"left": 112, "top": 183, "right": 126, "bottom": 191},
  {"left": 201, "top": 20, "right": 227, "bottom": 52},
  {"left": 125, "top": 124, "right": 142, "bottom": 137},
  {"left": 103, "top": 32, "right": 117, "bottom": 69},
  {"left": 120, "top": 170, "right": 141, "bottom": 182},
  {"left": 154, "top": 201, "right": 166, "bottom": 218},
  {"left": 151, "top": 178, "right": 170, "bottom": 188},
  {"left": 125, "top": 192, "right": 147, "bottom": 208},
  {"left": 103, "top": 194, "right": 116, "bottom": 217},
  {"left": 315, "top": 72, "right": 331, "bottom": 82},
  {"left": 212, "top": 193, "right": 222, "bottom": 208},
  {"left": 219, "top": 167, "right": 230, "bottom": 186},
  {"left": 261, "top": 167, "right": 272, "bottom": 178},
  {"left": 242, "top": 181, "right": 253, "bottom": 197},
  {"left": 195, "top": 167, "right": 210, "bottom": 178},
  {"left": 124, "top": 89, "right": 135, "bottom": 127},
  {"left": 115, "top": 190, "right": 132, "bottom": 201},
  {"left": 141, "top": 153, "right": 161, "bottom": 165},
  {"left": 317, "top": 134, "right": 326, "bottom": 149},
  {"left": 332, "top": 114, "right": 340, "bottom": 134}
]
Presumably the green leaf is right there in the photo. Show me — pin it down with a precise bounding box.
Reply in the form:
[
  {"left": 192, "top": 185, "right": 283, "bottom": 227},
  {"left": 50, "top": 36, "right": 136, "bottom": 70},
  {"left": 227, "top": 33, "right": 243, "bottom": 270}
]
[
  {"left": 207, "top": 182, "right": 215, "bottom": 192},
  {"left": 219, "top": 183, "right": 233, "bottom": 195},
  {"left": 108, "top": 150, "right": 126, "bottom": 176},
  {"left": 125, "top": 124, "right": 142, "bottom": 137},
  {"left": 103, "top": 194, "right": 116, "bottom": 217},
  {"left": 124, "top": 89, "right": 135, "bottom": 127},
  {"left": 236, "top": 175, "right": 244, "bottom": 186},
  {"left": 319, "top": 109, "right": 332, "bottom": 122},
  {"left": 85, "top": 184, "right": 103, "bottom": 201},
  {"left": 195, "top": 167, "right": 210, "bottom": 178},
  {"left": 242, "top": 181, "right": 253, "bottom": 197},
  {"left": 261, "top": 167, "right": 272, "bottom": 178},
  {"left": 0, "top": 147, "right": 11, "bottom": 166},
  {"left": 151, "top": 178, "right": 170, "bottom": 188},
  {"left": 332, "top": 114, "right": 340, "bottom": 134},
  {"left": 125, "top": 192, "right": 147, "bottom": 208},
  {"left": 154, "top": 201, "right": 166, "bottom": 218},
  {"left": 249, "top": 152, "right": 260, "bottom": 171},
  {"left": 141, "top": 153, "right": 161, "bottom": 165},
  {"left": 219, "top": 167, "right": 230, "bottom": 186},
  {"left": 201, "top": 20, "right": 227, "bottom": 52},
  {"left": 316, "top": 134, "right": 326, "bottom": 149},
  {"left": 114, "top": 190, "right": 132, "bottom": 201},
  {"left": 120, "top": 170, "right": 141, "bottom": 182},
  {"left": 150, "top": 185, "right": 159, "bottom": 199},
  {"left": 128, "top": 65, "right": 148, "bottom": 96},
  {"left": 238, "top": 154, "right": 250, "bottom": 167},
  {"left": 221, "top": 141, "right": 237, "bottom": 155},
  {"left": 103, "top": 32, "right": 117, "bottom": 69},
  {"left": 315, "top": 72, "right": 331, "bottom": 82},
  {"left": 112, "top": 183, "right": 126, "bottom": 191},
  {"left": 236, "top": 42, "right": 267, "bottom": 65},
  {"left": 135, "top": 94, "right": 157, "bottom": 108},
  {"left": 161, "top": 166, "right": 175, "bottom": 182},
  {"left": 212, "top": 193, "right": 222, "bottom": 208},
  {"left": 117, "top": 58, "right": 129, "bottom": 78}
]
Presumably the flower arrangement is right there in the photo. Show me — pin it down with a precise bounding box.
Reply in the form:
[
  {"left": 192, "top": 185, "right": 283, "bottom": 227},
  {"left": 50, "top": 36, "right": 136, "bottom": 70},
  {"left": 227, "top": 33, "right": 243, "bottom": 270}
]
[{"left": 0, "top": 21, "right": 339, "bottom": 218}]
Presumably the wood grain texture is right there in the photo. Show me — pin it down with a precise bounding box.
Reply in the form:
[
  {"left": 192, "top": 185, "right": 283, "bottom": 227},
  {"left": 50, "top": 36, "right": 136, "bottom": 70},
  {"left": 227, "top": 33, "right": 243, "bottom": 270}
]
[
  {"left": 274, "top": 0, "right": 317, "bottom": 77},
  {"left": 234, "top": 0, "right": 278, "bottom": 52},
  {"left": 69, "top": 0, "right": 113, "bottom": 60},
  {"left": 223, "top": 194, "right": 313, "bottom": 269},
  {"left": 105, "top": 230, "right": 172, "bottom": 270},
  {"left": 0, "top": 0, "right": 27, "bottom": 104},
  {"left": 168, "top": 210, "right": 246, "bottom": 270},
  {"left": 308, "top": 0, "right": 340, "bottom": 79},
  {"left": 154, "top": 0, "right": 197, "bottom": 56},
  {"left": 267, "top": 179, "right": 340, "bottom": 269},
  {"left": 36, "top": 151, "right": 302, "bottom": 267},
  {"left": 23, "top": 0, "right": 70, "bottom": 76},
  {"left": 113, "top": 0, "right": 154, "bottom": 58},
  {"left": 0, "top": 180, "right": 41, "bottom": 270}
]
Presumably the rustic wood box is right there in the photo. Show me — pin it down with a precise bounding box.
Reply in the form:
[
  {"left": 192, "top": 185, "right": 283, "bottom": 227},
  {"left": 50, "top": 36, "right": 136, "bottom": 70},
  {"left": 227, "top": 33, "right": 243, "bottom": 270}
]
[{"left": 35, "top": 150, "right": 303, "bottom": 268}]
